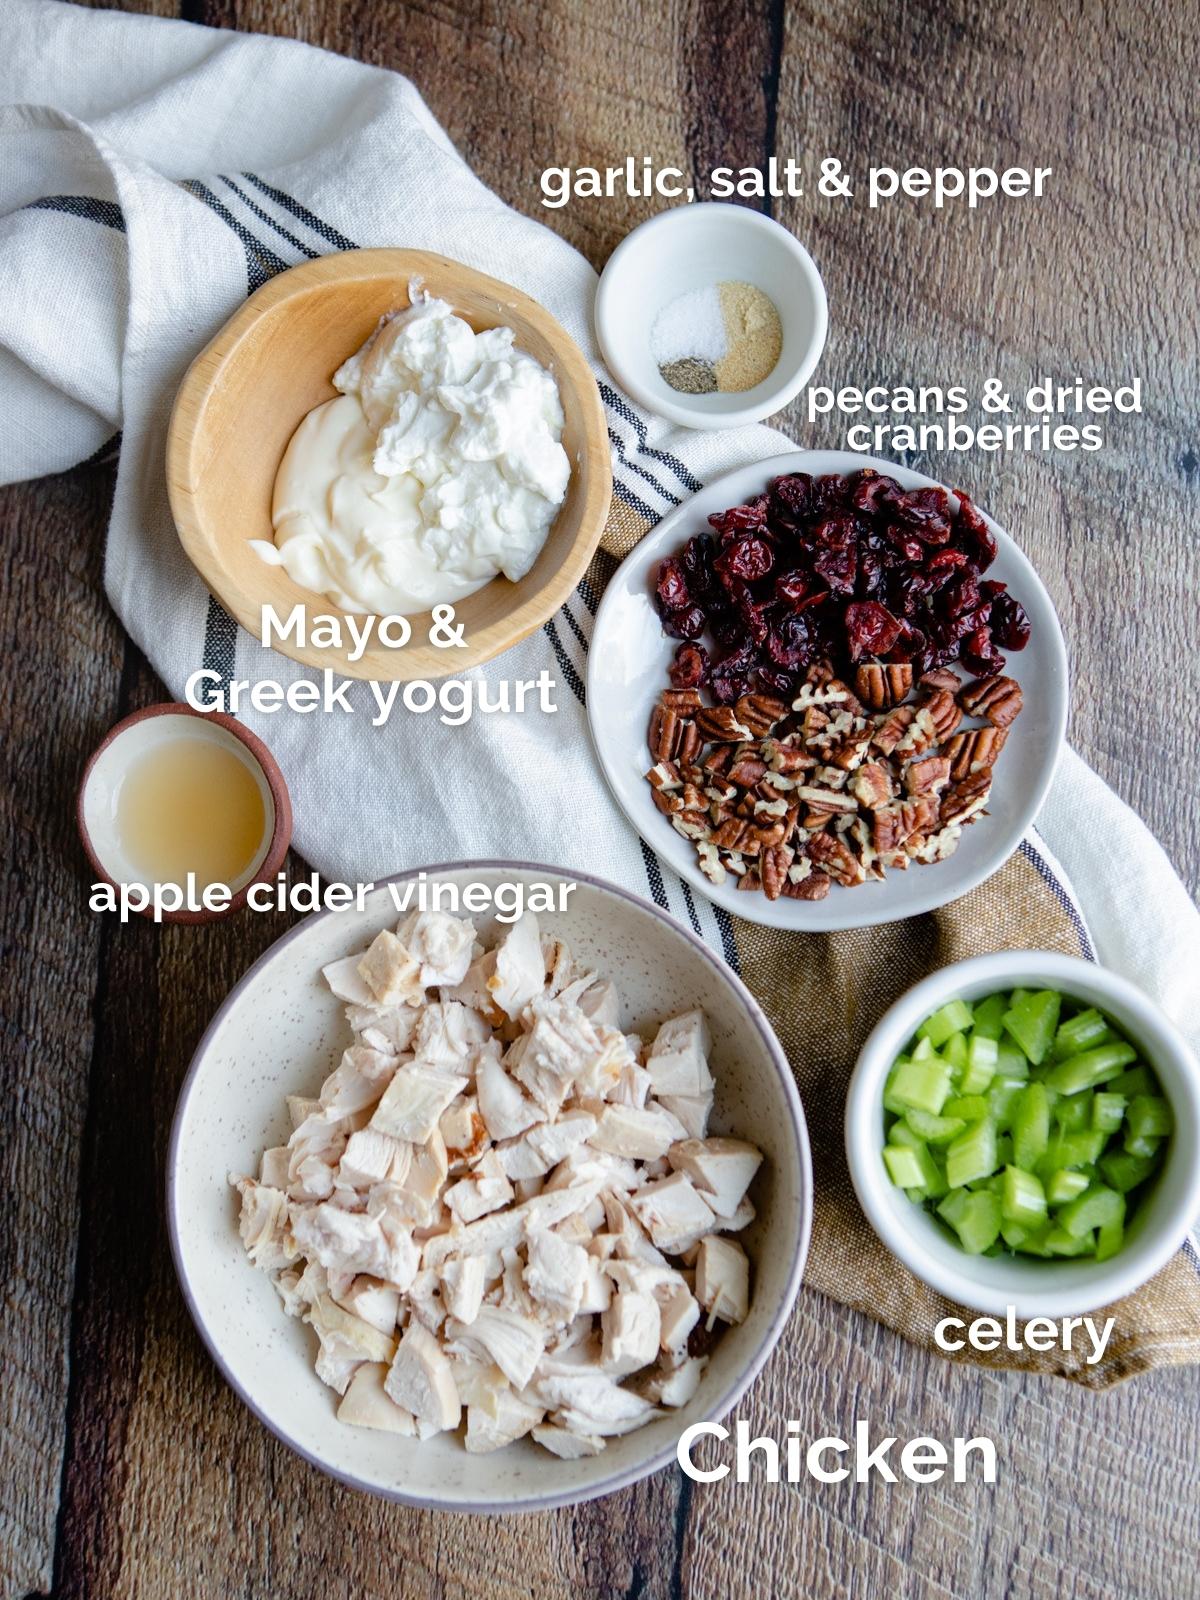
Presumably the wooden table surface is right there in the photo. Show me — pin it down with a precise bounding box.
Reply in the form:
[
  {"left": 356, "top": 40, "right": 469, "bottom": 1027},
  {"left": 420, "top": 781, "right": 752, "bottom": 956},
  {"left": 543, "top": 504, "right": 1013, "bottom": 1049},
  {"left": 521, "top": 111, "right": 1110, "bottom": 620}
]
[{"left": 4, "top": 1, "right": 1198, "bottom": 1596}]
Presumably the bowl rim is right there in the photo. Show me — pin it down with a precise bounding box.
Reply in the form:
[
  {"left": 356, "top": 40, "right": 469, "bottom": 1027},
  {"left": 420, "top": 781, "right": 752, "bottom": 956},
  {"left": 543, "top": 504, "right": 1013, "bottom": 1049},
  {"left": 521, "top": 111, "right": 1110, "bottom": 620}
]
[
  {"left": 166, "top": 248, "right": 613, "bottom": 682},
  {"left": 76, "top": 702, "right": 293, "bottom": 925},
  {"left": 594, "top": 203, "right": 829, "bottom": 429},
  {"left": 845, "top": 949, "right": 1200, "bottom": 1319},
  {"left": 585, "top": 448, "right": 1070, "bottom": 932},
  {"left": 166, "top": 857, "right": 813, "bottom": 1512}
]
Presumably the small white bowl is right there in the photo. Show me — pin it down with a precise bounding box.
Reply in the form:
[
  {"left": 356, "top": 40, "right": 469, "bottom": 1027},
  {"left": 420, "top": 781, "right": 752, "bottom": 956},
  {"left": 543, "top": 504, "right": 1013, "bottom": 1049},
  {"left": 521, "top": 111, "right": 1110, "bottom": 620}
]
[
  {"left": 845, "top": 951, "right": 1200, "bottom": 1319},
  {"left": 168, "top": 862, "right": 812, "bottom": 1510},
  {"left": 594, "top": 204, "right": 827, "bottom": 429}
]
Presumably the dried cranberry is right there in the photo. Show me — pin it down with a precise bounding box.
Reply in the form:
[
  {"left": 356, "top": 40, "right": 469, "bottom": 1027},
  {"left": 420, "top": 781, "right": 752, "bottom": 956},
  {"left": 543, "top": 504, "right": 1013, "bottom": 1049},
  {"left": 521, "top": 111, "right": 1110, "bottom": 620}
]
[
  {"left": 924, "top": 548, "right": 969, "bottom": 589},
  {"left": 812, "top": 475, "right": 849, "bottom": 515},
  {"left": 960, "top": 626, "right": 1006, "bottom": 677},
  {"left": 886, "top": 619, "right": 926, "bottom": 663},
  {"left": 954, "top": 494, "right": 998, "bottom": 571},
  {"left": 849, "top": 469, "right": 903, "bottom": 514},
  {"left": 814, "top": 543, "right": 857, "bottom": 595},
  {"left": 775, "top": 568, "right": 814, "bottom": 606},
  {"left": 711, "top": 643, "right": 759, "bottom": 703},
  {"left": 810, "top": 513, "right": 859, "bottom": 550},
  {"left": 845, "top": 600, "right": 902, "bottom": 661},
  {"left": 708, "top": 500, "right": 767, "bottom": 539},
  {"left": 711, "top": 612, "right": 745, "bottom": 650},
  {"left": 990, "top": 591, "right": 1032, "bottom": 650},
  {"left": 754, "top": 664, "right": 797, "bottom": 694},
  {"left": 660, "top": 603, "right": 706, "bottom": 640},
  {"left": 766, "top": 610, "right": 815, "bottom": 670},
  {"left": 890, "top": 486, "right": 953, "bottom": 544},
  {"left": 669, "top": 642, "right": 710, "bottom": 688},
  {"left": 857, "top": 546, "right": 884, "bottom": 597},
  {"left": 655, "top": 557, "right": 690, "bottom": 613},
  {"left": 715, "top": 536, "right": 774, "bottom": 583},
  {"left": 941, "top": 573, "right": 981, "bottom": 618}
]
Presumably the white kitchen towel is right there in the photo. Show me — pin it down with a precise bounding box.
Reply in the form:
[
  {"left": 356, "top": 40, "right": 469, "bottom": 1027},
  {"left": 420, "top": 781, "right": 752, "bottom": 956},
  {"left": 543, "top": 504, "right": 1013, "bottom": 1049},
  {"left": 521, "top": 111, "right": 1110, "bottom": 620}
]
[{"left": 1, "top": 0, "right": 1197, "bottom": 1061}]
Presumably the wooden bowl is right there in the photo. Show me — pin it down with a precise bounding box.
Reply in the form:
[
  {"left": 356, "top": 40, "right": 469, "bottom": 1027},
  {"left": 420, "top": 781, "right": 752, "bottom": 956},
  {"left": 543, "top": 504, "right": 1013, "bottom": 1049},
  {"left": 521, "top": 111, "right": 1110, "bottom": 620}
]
[{"left": 166, "top": 250, "right": 612, "bottom": 681}]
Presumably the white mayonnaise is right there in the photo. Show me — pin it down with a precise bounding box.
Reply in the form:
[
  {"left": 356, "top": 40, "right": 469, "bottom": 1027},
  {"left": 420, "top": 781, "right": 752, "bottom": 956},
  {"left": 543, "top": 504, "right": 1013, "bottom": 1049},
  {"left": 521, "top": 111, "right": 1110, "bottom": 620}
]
[{"left": 254, "top": 293, "right": 571, "bottom": 616}]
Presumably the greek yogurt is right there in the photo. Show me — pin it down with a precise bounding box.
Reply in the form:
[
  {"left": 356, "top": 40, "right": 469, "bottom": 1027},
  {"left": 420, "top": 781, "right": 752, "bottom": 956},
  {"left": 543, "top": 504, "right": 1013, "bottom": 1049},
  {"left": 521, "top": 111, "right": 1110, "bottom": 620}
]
[{"left": 254, "top": 292, "right": 571, "bottom": 616}]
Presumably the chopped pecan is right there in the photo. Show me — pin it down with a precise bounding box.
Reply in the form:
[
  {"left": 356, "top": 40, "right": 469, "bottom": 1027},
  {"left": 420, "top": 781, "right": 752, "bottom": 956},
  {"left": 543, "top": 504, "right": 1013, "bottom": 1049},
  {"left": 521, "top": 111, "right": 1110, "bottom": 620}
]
[
  {"left": 893, "top": 706, "right": 939, "bottom": 757},
  {"left": 648, "top": 702, "right": 682, "bottom": 762},
  {"left": 827, "top": 728, "right": 875, "bottom": 772},
  {"left": 650, "top": 786, "right": 685, "bottom": 816},
  {"left": 702, "top": 744, "right": 733, "bottom": 778},
  {"left": 736, "top": 868, "right": 763, "bottom": 892},
  {"left": 960, "top": 675, "right": 1024, "bottom": 729},
  {"left": 735, "top": 693, "right": 790, "bottom": 737},
  {"left": 796, "top": 785, "right": 858, "bottom": 817},
  {"left": 871, "top": 703, "right": 915, "bottom": 755},
  {"left": 904, "top": 754, "right": 952, "bottom": 798},
  {"left": 660, "top": 688, "right": 703, "bottom": 713},
  {"left": 855, "top": 662, "right": 914, "bottom": 710},
  {"left": 695, "top": 705, "right": 754, "bottom": 742},
  {"left": 940, "top": 773, "right": 992, "bottom": 826},
  {"left": 807, "top": 830, "right": 867, "bottom": 887},
  {"left": 919, "top": 667, "right": 961, "bottom": 693},
  {"left": 753, "top": 820, "right": 788, "bottom": 850},
  {"left": 726, "top": 754, "right": 768, "bottom": 788},
  {"left": 800, "top": 704, "right": 831, "bottom": 743},
  {"left": 711, "top": 817, "right": 753, "bottom": 852},
  {"left": 871, "top": 795, "right": 939, "bottom": 852},
  {"left": 917, "top": 690, "right": 962, "bottom": 742},
  {"left": 943, "top": 725, "right": 1008, "bottom": 781},
  {"left": 646, "top": 760, "right": 682, "bottom": 792},
  {"left": 781, "top": 870, "right": 832, "bottom": 900},
  {"left": 849, "top": 760, "right": 895, "bottom": 809},
  {"left": 761, "top": 844, "right": 795, "bottom": 901},
  {"left": 764, "top": 739, "right": 814, "bottom": 775},
  {"left": 908, "top": 824, "right": 963, "bottom": 863}
]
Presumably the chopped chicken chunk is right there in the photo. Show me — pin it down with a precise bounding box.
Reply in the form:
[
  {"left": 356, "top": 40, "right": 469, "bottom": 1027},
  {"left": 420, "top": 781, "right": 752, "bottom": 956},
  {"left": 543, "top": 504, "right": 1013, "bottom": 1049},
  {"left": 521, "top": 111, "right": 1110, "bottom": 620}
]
[
  {"left": 337, "top": 1363, "right": 416, "bottom": 1433},
  {"left": 236, "top": 920, "right": 765, "bottom": 1459},
  {"left": 668, "top": 1137, "right": 763, "bottom": 1218},
  {"left": 486, "top": 911, "right": 544, "bottom": 1018},
  {"left": 695, "top": 1236, "right": 750, "bottom": 1325},
  {"left": 357, "top": 929, "right": 423, "bottom": 1006},
  {"left": 647, "top": 1011, "right": 713, "bottom": 1097},
  {"left": 385, "top": 1322, "right": 461, "bottom": 1432},
  {"left": 370, "top": 1065, "right": 467, "bottom": 1143}
]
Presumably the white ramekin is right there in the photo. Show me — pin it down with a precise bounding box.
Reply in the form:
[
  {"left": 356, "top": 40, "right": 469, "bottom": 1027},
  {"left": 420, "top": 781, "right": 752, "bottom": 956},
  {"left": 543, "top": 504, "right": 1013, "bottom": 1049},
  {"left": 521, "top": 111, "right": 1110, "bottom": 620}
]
[
  {"left": 594, "top": 203, "right": 827, "bottom": 429},
  {"left": 845, "top": 951, "right": 1200, "bottom": 1319}
]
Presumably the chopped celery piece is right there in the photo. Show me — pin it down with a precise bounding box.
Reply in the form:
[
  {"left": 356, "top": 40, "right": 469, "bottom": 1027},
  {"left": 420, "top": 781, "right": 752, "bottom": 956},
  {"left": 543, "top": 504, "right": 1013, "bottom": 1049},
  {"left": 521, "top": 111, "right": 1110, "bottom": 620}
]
[
  {"left": 936, "top": 1188, "right": 971, "bottom": 1229},
  {"left": 995, "top": 1039, "right": 1030, "bottom": 1081},
  {"left": 1099, "top": 1150, "right": 1158, "bottom": 1192},
  {"left": 1045, "top": 1168, "right": 1090, "bottom": 1204},
  {"left": 971, "top": 994, "right": 1008, "bottom": 1040},
  {"left": 959, "top": 1034, "right": 999, "bottom": 1094},
  {"left": 1123, "top": 1132, "right": 1162, "bottom": 1160},
  {"left": 883, "top": 1145, "right": 926, "bottom": 1188},
  {"left": 1108, "top": 1065, "right": 1154, "bottom": 1098},
  {"left": 1058, "top": 1129, "right": 1107, "bottom": 1166},
  {"left": 1044, "top": 1225, "right": 1095, "bottom": 1257},
  {"left": 1057, "top": 1185, "right": 1125, "bottom": 1239},
  {"left": 911, "top": 1036, "right": 938, "bottom": 1062},
  {"left": 995, "top": 1134, "right": 1013, "bottom": 1168},
  {"left": 988, "top": 1078, "right": 1025, "bottom": 1130},
  {"left": 1095, "top": 1218, "right": 1124, "bottom": 1262},
  {"left": 918, "top": 998, "right": 975, "bottom": 1048},
  {"left": 1002, "top": 990, "right": 1061, "bottom": 1066},
  {"left": 904, "top": 1109, "right": 966, "bottom": 1145},
  {"left": 1012, "top": 1084, "right": 1050, "bottom": 1169},
  {"left": 952, "top": 1191, "right": 1002, "bottom": 1254},
  {"left": 1092, "top": 1093, "right": 1126, "bottom": 1134},
  {"left": 1054, "top": 1092, "right": 1092, "bottom": 1133},
  {"left": 1127, "top": 1095, "right": 1173, "bottom": 1139},
  {"left": 887, "top": 1120, "right": 922, "bottom": 1149},
  {"left": 1050, "top": 1008, "right": 1109, "bottom": 1059},
  {"left": 883, "top": 1064, "right": 913, "bottom": 1115},
  {"left": 1000, "top": 1217, "right": 1029, "bottom": 1249},
  {"left": 946, "top": 1119, "right": 998, "bottom": 1188},
  {"left": 887, "top": 1057, "right": 953, "bottom": 1115},
  {"left": 1015, "top": 1222, "right": 1054, "bottom": 1257},
  {"left": 1001, "top": 1165, "right": 1047, "bottom": 1226},
  {"left": 1044, "top": 1041, "right": 1138, "bottom": 1095},
  {"left": 942, "top": 1031, "right": 969, "bottom": 1072},
  {"left": 944, "top": 1094, "right": 990, "bottom": 1121}
]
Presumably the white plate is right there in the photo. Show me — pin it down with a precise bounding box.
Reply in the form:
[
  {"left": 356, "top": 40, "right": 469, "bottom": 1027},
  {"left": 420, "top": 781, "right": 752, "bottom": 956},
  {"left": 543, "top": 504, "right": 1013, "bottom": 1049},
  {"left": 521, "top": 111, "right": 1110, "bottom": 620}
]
[
  {"left": 168, "top": 863, "right": 811, "bottom": 1511},
  {"left": 587, "top": 451, "right": 1069, "bottom": 932}
]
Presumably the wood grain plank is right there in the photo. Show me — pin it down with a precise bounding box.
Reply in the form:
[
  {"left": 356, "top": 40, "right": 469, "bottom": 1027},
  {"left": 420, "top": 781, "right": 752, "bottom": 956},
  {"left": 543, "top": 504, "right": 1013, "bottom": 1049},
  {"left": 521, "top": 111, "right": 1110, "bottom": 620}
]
[{"left": 0, "top": 459, "right": 126, "bottom": 1600}]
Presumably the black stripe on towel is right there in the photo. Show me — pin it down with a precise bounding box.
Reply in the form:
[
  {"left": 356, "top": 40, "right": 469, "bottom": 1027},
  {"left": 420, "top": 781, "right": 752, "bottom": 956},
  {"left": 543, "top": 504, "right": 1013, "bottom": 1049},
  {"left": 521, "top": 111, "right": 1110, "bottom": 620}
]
[
  {"left": 241, "top": 172, "right": 358, "bottom": 252},
  {"left": 201, "top": 593, "right": 237, "bottom": 688},
  {"left": 180, "top": 178, "right": 289, "bottom": 291},
  {"left": 24, "top": 195, "right": 125, "bottom": 232}
]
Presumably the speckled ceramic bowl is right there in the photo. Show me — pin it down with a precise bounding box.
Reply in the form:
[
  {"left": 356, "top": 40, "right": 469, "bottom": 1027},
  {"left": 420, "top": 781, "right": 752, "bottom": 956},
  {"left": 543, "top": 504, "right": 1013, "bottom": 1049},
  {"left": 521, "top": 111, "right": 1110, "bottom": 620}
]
[{"left": 167, "top": 862, "right": 811, "bottom": 1511}]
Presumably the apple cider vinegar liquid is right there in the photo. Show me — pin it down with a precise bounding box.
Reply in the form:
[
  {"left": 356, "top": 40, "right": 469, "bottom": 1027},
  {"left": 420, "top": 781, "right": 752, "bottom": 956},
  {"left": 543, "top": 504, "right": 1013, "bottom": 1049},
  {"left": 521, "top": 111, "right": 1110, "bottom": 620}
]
[{"left": 117, "top": 735, "right": 267, "bottom": 890}]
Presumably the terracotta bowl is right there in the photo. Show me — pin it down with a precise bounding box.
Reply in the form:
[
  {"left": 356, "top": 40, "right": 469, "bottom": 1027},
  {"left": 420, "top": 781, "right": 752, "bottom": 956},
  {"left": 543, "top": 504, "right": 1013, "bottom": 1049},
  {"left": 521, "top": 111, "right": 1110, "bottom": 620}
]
[
  {"left": 166, "top": 250, "right": 613, "bottom": 682},
  {"left": 77, "top": 703, "right": 292, "bottom": 924}
]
